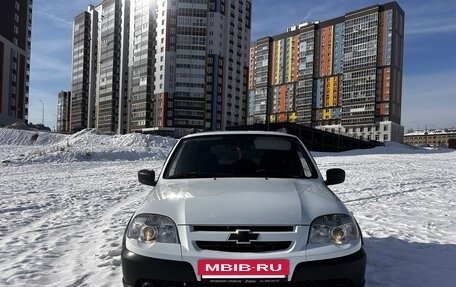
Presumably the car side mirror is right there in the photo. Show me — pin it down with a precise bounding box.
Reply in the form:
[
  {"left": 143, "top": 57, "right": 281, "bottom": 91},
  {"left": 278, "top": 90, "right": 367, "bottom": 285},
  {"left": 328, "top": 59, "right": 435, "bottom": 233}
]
[
  {"left": 138, "top": 169, "right": 157, "bottom": 186},
  {"left": 325, "top": 168, "right": 345, "bottom": 186}
]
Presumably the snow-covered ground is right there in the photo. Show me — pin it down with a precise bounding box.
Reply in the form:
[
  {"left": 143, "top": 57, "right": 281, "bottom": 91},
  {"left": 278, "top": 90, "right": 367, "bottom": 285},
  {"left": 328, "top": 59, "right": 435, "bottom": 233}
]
[{"left": 0, "top": 128, "right": 455, "bottom": 286}]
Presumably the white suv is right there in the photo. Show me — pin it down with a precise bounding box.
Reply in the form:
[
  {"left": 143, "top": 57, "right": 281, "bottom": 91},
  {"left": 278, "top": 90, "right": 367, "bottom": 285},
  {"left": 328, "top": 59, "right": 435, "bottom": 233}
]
[{"left": 121, "top": 131, "right": 366, "bottom": 287}]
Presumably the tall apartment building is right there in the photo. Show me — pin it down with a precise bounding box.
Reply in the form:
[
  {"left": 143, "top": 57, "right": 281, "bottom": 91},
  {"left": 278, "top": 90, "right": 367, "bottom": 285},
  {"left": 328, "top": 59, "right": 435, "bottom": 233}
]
[
  {"left": 97, "top": 0, "right": 130, "bottom": 134},
  {"left": 71, "top": 0, "right": 129, "bottom": 134},
  {"left": 151, "top": 0, "right": 251, "bottom": 135},
  {"left": 248, "top": 37, "right": 271, "bottom": 125},
  {"left": 71, "top": 5, "right": 99, "bottom": 133},
  {"left": 0, "top": 0, "right": 33, "bottom": 127},
  {"left": 127, "top": 0, "right": 157, "bottom": 132},
  {"left": 57, "top": 90, "right": 71, "bottom": 133},
  {"left": 70, "top": 0, "right": 251, "bottom": 135},
  {"left": 249, "top": 2, "right": 404, "bottom": 142}
]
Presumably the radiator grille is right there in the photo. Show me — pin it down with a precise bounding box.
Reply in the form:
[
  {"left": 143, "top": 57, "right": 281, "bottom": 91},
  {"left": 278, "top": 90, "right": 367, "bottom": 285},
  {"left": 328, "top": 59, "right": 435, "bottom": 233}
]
[{"left": 196, "top": 241, "right": 292, "bottom": 253}]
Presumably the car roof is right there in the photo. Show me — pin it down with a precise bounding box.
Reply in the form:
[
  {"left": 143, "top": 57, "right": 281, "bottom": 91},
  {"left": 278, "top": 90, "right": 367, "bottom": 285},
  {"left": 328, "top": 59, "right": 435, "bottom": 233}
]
[{"left": 181, "top": 130, "right": 299, "bottom": 140}]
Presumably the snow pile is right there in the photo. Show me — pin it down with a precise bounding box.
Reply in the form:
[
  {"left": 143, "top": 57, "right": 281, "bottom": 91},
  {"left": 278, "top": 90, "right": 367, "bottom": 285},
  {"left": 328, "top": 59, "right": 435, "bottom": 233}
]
[
  {"left": 0, "top": 128, "right": 176, "bottom": 164},
  {"left": 0, "top": 127, "right": 66, "bottom": 146}
]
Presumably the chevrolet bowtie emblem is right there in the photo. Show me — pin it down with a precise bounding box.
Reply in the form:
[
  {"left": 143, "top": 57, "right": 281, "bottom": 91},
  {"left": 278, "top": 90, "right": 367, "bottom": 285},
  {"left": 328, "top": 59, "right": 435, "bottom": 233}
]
[{"left": 228, "top": 229, "right": 259, "bottom": 244}]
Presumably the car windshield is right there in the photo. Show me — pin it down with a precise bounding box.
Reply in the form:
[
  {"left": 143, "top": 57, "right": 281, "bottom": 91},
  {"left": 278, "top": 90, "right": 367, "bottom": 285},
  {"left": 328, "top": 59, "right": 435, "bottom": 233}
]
[{"left": 163, "top": 134, "right": 317, "bottom": 179}]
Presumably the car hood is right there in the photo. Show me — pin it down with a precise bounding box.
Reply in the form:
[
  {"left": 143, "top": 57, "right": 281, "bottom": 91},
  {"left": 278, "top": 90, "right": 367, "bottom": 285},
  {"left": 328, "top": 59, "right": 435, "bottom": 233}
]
[{"left": 135, "top": 178, "right": 349, "bottom": 225}]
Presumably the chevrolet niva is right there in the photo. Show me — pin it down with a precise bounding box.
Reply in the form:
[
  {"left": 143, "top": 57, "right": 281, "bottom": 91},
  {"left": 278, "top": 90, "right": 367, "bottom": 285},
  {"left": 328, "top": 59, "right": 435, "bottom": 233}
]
[{"left": 122, "top": 131, "right": 366, "bottom": 287}]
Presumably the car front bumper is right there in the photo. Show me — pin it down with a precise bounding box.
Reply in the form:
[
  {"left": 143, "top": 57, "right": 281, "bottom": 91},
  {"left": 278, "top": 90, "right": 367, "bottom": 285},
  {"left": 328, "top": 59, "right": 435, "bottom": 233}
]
[{"left": 121, "top": 246, "right": 366, "bottom": 287}]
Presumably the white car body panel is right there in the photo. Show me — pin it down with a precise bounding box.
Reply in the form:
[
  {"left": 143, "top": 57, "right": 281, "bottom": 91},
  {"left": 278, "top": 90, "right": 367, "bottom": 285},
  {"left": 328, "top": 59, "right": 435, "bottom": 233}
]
[{"left": 136, "top": 178, "right": 349, "bottom": 226}]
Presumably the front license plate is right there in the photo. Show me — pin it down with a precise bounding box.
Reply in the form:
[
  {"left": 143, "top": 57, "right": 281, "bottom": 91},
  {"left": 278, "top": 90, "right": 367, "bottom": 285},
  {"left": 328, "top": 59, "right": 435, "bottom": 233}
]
[{"left": 198, "top": 259, "right": 289, "bottom": 282}]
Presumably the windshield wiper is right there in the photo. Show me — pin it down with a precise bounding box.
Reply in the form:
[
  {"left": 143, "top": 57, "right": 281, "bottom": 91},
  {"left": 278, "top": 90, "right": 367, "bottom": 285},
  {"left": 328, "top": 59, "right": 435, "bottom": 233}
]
[
  {"left": 256, "top": 169, "right": 303, "bottom": 179},
  {"left": 166, "top": 172, "right": 229, "bottom": 179}
]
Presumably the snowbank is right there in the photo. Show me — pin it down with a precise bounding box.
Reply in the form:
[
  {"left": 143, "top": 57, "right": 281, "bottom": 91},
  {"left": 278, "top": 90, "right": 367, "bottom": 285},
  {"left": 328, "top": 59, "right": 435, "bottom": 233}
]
[{"left": 0, "top": 128, "right": 176, "bottom": 164}]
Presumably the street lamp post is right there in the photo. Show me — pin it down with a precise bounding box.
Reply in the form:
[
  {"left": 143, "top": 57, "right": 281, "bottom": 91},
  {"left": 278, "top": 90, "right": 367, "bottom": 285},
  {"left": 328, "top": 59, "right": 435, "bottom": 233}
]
[{"left": 39, "top": 99, "right": 44, "bottom": 125}]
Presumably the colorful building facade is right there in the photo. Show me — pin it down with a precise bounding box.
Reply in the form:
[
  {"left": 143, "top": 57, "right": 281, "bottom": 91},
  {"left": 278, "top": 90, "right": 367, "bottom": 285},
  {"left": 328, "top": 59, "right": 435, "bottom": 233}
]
[{"left": 248, "top": 2, "right": 405, "bottom": 142}]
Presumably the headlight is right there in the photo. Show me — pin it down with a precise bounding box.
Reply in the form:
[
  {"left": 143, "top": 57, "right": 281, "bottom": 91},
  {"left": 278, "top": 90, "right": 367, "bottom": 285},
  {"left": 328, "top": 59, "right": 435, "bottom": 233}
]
[
  {"left": 309, "top": 214, "right": 359, "bottom": 245},
  {"left": 127, "top": 214, "right": 178, "bottom": 244}
]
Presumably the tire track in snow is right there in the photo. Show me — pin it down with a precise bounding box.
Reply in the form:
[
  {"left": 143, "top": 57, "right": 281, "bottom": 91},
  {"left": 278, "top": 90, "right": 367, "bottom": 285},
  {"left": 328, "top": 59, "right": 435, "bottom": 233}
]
[
  {"left": 45, "top": 162, "right": 163, "bottom": 287},
  {"left": 0, "top": 161, "right": 162, "bottom": 286}
]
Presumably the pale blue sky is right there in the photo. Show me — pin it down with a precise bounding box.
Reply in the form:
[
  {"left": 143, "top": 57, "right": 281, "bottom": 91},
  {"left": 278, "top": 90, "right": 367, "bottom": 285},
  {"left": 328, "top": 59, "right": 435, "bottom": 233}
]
[{"left": 29, "top": 0, "right": 456, "bottom": 131}]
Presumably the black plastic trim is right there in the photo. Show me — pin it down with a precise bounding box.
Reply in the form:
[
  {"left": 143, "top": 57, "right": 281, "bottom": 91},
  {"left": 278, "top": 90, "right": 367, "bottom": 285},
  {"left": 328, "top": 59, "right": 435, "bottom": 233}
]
[
  {"left": 121, "top": 247, "right": 366, "bottom": 287},
  {"left": 292, "top": 247, "right": 366, "bottom": 286},
  {"left": 192, "top": 225, "right": 294, "bottom": 232},
  {"left": 121, "top": 249, "right": 196, "bottom": 285}
]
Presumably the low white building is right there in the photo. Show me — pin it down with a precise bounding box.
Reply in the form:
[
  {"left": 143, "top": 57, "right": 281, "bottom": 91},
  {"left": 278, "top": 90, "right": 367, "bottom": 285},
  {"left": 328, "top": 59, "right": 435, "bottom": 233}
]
[
  {"left": 404, "top": 129, "right": 456, "bottom": 147},
  {"left": 317, "top": 121, "right": 405, "bottom": 143}
]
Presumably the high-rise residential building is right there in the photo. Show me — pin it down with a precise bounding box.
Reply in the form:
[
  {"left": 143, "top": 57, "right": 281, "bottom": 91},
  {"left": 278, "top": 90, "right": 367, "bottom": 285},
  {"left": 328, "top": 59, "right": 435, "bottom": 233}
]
[
  {"left": 151, "top": 0, "right": 251, "bottom": 135},
  {"left": 71, "top": 0, "right": 130, "bottom": 134},
  {"left": 248, "top": 37, "right": 271, "bottom": 125},
  {"left": 96, "top": 0, "right": 130, "bottom": 134},
  {"left": 57, "top": 91, "right": 71, "bottom": 133},
  {"left": 0, "top": 0, "right": 33, "bottom": 127},
  {"left": 71, "top": 0, "right": 251, "bottom": 136},
  {"left": 127, "top": 0, "right": 157, "bottom": 132},
  {"left": 71, "top": 5, "right": 99, "bottom": 133},
  {"left": 249, "top": 2, "right": 404, "bottom": 142}
]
